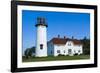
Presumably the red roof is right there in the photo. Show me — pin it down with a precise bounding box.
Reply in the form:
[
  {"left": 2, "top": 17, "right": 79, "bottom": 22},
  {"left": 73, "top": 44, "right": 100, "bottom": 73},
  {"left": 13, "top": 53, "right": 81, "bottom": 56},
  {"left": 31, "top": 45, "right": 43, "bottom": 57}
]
[
  {"left": 49, "top": 38, "right": 67, "bottom": 45},
  {"left": 49, "top": 37, "right": 82, "bottom": 45},
  {"left": 67, "top": 39, "right": 82, "bottom": 45}
]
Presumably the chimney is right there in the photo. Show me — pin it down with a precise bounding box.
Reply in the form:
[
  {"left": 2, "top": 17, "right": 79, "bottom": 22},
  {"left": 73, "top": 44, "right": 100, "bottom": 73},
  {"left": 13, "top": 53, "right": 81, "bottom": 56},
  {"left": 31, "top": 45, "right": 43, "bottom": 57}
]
[
  {"left": 72, "top": 36, "right": 74, "bottom": 39},
  {"left": 58, "top": 35, "right": 60, "bottom": 38},
  {"left": 64, "top": 36, "right": 66, "bottom": 39}
]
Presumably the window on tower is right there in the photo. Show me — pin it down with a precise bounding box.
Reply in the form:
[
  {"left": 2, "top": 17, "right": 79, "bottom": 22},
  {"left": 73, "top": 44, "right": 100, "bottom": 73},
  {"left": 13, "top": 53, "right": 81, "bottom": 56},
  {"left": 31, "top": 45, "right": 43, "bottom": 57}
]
[{"left": 40, "top": 44, "right": 43, "bottom": 49}]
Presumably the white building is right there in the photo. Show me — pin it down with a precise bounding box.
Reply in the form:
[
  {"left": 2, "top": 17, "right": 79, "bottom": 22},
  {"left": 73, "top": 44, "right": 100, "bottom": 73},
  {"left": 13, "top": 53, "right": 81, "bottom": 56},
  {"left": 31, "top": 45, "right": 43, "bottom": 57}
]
[
  {"left": 47, "top": 36, "right": 83, "bottom": 56},
  {"left": 35, "top": 17, "right": 48, "bottom": 57}
]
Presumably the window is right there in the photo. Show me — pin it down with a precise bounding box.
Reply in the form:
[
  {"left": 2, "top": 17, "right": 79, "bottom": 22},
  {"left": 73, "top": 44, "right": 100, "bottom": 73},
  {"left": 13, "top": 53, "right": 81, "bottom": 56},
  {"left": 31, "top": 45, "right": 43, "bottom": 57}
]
[
  {"left": 78, "top": 50, "right": 80, "bottom": 53},
  {"left": 74, "top": 50, "right": 76, "bottom": 53},
  {"left": 40, "top": 44, "right": 43, "bottom": 49},
  {"left": 68, "top": 49, "right": 72, "bottom": 54},
  {"left": 57, "top": 50, "right": 60, "bottom": 53}
]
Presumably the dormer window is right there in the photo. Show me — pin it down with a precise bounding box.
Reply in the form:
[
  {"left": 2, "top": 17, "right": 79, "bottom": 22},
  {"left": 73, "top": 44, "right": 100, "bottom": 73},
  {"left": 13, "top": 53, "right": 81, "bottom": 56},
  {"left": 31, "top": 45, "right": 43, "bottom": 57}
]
[
  {"left": 40, "top": 44, "right": 43, "bottom": 49},
  {"left": 68, "top": 43, "right": 71, "bottom": 46}
]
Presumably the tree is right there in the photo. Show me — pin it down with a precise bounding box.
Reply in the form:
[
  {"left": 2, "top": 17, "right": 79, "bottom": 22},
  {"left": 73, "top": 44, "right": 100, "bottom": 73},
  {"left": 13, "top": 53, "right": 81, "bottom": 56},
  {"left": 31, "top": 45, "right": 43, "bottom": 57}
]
[
  {"left": 24, "top": 49, "right": 29, "bottom": 58},
  {"left": 81, "top": 36, "right": 90, "bottom": 55},
  {"left": 24, "top": 47, "right": 35, "bottom": 58}
]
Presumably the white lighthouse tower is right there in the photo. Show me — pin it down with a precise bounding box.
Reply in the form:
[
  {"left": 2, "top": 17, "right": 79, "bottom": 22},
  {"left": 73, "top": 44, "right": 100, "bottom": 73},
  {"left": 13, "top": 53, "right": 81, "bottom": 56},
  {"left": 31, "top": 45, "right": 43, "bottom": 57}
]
[{"left": 35, "top": 17, "right": 48, "bottom": 57}]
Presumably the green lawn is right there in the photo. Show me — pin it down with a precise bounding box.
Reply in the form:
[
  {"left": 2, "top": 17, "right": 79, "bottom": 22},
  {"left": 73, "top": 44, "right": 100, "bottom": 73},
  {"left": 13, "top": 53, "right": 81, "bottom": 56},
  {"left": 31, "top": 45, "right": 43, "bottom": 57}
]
[{"left": 22, "top": 55, "right": 90, "bottom": 62}]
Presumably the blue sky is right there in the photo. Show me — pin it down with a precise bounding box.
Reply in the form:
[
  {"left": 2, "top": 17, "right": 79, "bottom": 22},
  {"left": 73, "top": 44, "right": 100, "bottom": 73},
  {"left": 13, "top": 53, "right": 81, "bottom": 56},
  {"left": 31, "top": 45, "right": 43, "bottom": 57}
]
[{"left": 22, "top": 10, "right": 90, "bottom": 54}]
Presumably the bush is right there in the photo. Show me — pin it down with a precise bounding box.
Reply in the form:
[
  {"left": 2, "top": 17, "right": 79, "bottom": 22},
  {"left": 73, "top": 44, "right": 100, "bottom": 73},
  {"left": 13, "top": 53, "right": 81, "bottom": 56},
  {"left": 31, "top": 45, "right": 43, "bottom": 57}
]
[
  {"left": 58, "top": 54, "right": 65, "bottom": 56},
  {"left": 74, "top": 53, "right": 78, "bottom": 55}
]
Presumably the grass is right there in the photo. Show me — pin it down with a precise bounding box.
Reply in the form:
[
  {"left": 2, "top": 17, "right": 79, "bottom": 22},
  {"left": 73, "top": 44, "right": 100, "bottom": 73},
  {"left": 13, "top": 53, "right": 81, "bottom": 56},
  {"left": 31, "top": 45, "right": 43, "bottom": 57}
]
[{"left": 22, "top": 55, "right": 90, "bottom": 62}]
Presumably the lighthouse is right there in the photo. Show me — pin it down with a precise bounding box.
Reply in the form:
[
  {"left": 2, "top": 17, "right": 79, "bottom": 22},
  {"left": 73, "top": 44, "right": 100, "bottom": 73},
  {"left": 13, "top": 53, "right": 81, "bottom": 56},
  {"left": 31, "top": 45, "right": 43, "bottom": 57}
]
[{"left": 35, "top": 17, "right": 48, "bottom": 57}]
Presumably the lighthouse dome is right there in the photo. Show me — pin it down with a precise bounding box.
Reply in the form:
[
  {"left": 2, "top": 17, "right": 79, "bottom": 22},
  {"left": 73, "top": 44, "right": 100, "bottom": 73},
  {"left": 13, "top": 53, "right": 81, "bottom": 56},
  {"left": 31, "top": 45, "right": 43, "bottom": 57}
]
[{"left": 35, "top": 17, "right": 48, "bottom": 27}]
